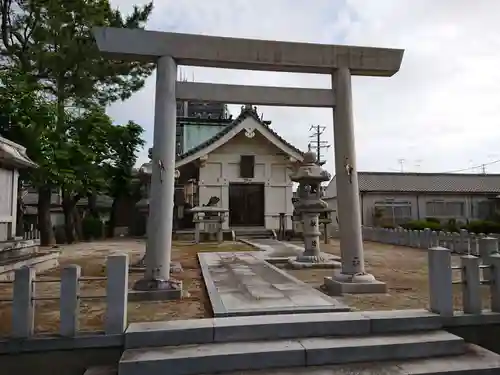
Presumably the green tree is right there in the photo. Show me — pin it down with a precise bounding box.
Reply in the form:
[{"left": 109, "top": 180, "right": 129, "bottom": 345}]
[
  {"left": 0, "top": 0, "right": 155, "bottom": 242},
  {"left": 0, "top": 68, "right": 60, "bottom": 245},
  {"left": 105, "top": 121, "right": 145, "bottom": 237},
  {"left": 58, "top": 106, "right": 113, "bottom": 243},
  {"left": 1, "top": 0, "right": 155, "bottom": 106}
]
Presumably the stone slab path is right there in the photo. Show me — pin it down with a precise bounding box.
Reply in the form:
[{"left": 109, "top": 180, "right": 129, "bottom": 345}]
[
  {"left": 199, "top": 251, "right": 349, "bottom": 317},
  {"left": 240, "top": 238, "right": 340, "bottom": 262}
]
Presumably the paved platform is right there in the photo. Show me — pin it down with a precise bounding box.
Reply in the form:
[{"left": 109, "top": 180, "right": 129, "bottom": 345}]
[
  {"left": 198, "top": 252, "right": 349, "bottom": 317},
  {"left": 240, "top": 238, "right": 340, "bottom": 263}
]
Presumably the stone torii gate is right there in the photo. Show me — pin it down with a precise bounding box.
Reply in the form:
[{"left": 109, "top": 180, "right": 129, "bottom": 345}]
[{"left": 93, "top": 27, "right": 404, "bottom": 297}]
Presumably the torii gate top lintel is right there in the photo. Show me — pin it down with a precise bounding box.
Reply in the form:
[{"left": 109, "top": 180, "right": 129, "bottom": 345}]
[{"left": 93, "top": 27, "right": 404, "bottom": 77}]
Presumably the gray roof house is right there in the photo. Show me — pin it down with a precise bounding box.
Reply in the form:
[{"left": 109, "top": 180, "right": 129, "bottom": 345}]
[{"left": 324, "top": 172, "right": 500, "bottom": 226}]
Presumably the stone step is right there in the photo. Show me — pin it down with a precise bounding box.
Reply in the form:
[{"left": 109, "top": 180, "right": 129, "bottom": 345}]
[
  {"left": 208, "top": 344, "right": 500, "bottom": 375},
  {"left": 85, "top": 344, "right": 500, "bottom": 375},
  {"left": 125, "top": 309, "right": 443, "bottom": 349},
  {"left": 118, "top": 330, "right": 464, "bottom": 375}
]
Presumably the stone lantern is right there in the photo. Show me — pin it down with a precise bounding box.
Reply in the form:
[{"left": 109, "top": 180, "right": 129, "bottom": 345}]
[
  {"left": 189, "top": 206, "right": 228, "bottom": 244},
  {"left": 289, "top": 151, "right": 337, "bottom": 267}
]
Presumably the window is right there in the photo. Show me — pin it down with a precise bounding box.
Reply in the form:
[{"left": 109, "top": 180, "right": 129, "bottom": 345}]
[
  {"left": 426, "top": 200, "right": 465, "bottom": 217},
  {"left": 374, "top": 200, "right": 412, "bottom": 225},
  {"left": 240, "top": 155, "right": 255, "bottom": 178}
]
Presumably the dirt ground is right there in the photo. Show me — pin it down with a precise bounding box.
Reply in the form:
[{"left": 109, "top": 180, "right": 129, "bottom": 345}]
[
  {"left": 0, "top": 238, "right": 491, "bottom": 337},
  {"left": 287, "top": 240, "right": 492, "bottom": 311},
  {"left": 0, "top": 239, "right": 254, "bottom": 336}
]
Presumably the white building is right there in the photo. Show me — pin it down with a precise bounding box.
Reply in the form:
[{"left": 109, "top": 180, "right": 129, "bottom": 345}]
[
  {"left": 140, "top": 106, "right": 304, "bottom": 232},
  {"left": 0, "top": 136, "right": 37, "bottom": 240},
  {"left": 324, "top": 172, "right": 500, "bottom": 227}
]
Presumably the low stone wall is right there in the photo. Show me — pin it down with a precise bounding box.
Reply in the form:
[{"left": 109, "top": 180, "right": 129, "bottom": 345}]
[
  {"left": 0, "top": 251, "right": 59, "bottom": 281},
  {"left": 361, "top": 226, "right": 500, "bottom": 255},
  {"left": 1, "top": 312, "right": 500, "bottom": 375},
  {"left": 0, "top": 239, "right": 40, "bottom": 261}
]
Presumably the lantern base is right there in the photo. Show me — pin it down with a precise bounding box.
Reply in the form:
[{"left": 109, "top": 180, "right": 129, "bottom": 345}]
[
  {"left": 323, "top": 271, "right": 387, "bottom": 296},
  {"left": 287, "top": 252, "right": 341, "bottom": 269}
]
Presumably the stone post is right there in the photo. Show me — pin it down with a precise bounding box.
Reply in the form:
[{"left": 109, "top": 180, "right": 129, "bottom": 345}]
[
  {"left": 488, "top": 253, "right": 500, "bottom": 313},
  {"left": 423, "top": 228, "right": 431, "bottom": 249},
  {"left": 133, "top": 56, "right": 180, "bottom": 294},
  {"left": 12, "top": 266, "right": 35, "bottom": 338},
  {"left": 430, "top": 231, "right": 438, "bottom": 248},
  {"left": 217, "top": 213, "right": 224, "bottom": 244},
  {"left": 323, "top": 222, "right": 329, "bottom": 244},
  {"left": 451, "top": 232, "right": 462, "bottom": 254},
  {"left": 194, "top": 212, "right": 204, "bottom": 244},
  {"left": 428, "top": 247, "right": 453, "bottom": 316},
  {"left": 479, "top": 236, "right": 498, "bottom": 282},
  {"left": 323, "top": 68, "right": 385, "bottom": 294},
  {"left": 60, "top": 264, "right": 81, "bottom": 337},
  {"left": 403, "top": 229, "right": 410, "bottom": 246},
  {"left": 438, "top": 231, "right": 446, "bottom": 247},
  {"left": 105, "top": 253, "right": 129, "bottom": 334},
  {"left": 460, "top": 255, "right": 481, "bottom": 314},
  {"left": 459, "top": 229, "right": 469, "bottom": 254}
]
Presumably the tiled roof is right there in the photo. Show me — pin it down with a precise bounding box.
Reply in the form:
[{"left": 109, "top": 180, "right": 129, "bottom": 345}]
[
  {"left": 24, "top": 191, "right": 113, "bottom": 208},
  {"left": 0, "top": 136, "right": 37, "bottom": 169},
  {"left": 176, "top": 105, "right": 304, "bottom": 160},
  {"left": 141, "top": 106, "right": 304, "bottom": 174},
  {"left": 326, "top": 172, "right": 500, "bottom": 197}
]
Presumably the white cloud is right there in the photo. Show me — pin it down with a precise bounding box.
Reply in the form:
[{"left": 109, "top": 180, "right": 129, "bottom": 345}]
[{"left": 107, "top": 0, "right": 500, "bottom": 175}]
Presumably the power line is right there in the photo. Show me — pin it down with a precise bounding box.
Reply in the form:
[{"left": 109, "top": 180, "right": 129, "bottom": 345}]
[
  {"left": 307, "top": 125, "right": 330, "bottom": 165},
  {"left": 440, "top": 158, "right": 500, "bottom": 174}
]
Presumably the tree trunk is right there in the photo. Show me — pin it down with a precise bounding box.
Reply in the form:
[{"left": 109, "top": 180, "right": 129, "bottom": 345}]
[
  {"left": 107, "top": 197, "right": 119, "bottom": 238},
  {"left": 87, "top": 192, "right": 99, "bottom": 218},
  {"left": 73, "top": 206, "right": 83, "bottom": 241},
  {"left": 38, "top": 186, "right": 55, "bottom": 246},
  {"left": 62, "top": 190, "right": 76, "bottom": 244}
]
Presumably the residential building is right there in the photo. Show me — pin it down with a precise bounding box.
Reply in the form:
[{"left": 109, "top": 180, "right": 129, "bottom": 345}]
[{"left": 324, "top": 172, "right": 500, "bottom": 226}]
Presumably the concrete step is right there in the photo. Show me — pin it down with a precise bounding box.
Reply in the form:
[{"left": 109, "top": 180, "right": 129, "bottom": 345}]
[
  {"left": 215, "top": 344, "right": 500, "bottom": 375},
  {"left": 235, "top": 230, "right": 275, "bottom": 239},
  {"left": 118, "top": 330, "right": 465, "bottom": 375},
  {"left": 125, "top": 310, "right": 443, "bottom": 349},
  {"left": 85, "top": 344, "right": 500, "bottom": 375}
]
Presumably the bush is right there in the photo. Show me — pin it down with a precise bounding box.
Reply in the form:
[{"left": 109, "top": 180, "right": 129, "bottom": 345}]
[
  {"left": 425, "top": 217, "right": 441, "bottom": 224},
  {"left": 463, "top": 220, "right": 500, "bottom": 234},
  {"left": 82, "top": 216, "right": 104, "bottom": 240},
  {"left": 444, "top": 218, "right": 460, "bottom": 233},
  {"left": 401, "top": 220, "right": 442, "bottom": 231}
]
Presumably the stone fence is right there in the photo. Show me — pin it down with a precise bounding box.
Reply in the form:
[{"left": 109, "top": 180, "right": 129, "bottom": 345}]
[
  {"left": 359, "top": 226, "right": 500, "bottom": 255},
  {"left": 428, "top": 242, "right": 500, "bottom": 316},
  {"left": 0, "top": 253, "right": 128, "bottom": 338}
]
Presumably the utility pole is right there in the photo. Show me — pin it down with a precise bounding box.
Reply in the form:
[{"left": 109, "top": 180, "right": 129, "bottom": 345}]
[
  {"left": 308, "top": 125, "right": 330, "bottom": 165},
  {"left": 397, "top": 158, "right": 405, "bottom": 173}
]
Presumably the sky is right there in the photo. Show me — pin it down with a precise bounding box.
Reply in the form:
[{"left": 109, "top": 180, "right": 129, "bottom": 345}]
[{"left": 107, "top": 0, "right": 500, "bottom": 176}]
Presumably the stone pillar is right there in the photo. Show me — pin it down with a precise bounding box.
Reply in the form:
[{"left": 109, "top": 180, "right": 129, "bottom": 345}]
[
  {"left": 323, "top": 68, "right": 385, "bottom": 295},
  {"left": 331, "top": 67, "right": 364, "bottom": 274},
  {"left": 133, "top": 56, "right": 181, "bottom": 296},
  {"left": 323, "top": 222, "right": 329, "bottom": 244}
]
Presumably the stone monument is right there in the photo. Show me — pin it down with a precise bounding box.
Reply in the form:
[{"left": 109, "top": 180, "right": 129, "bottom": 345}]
[{"left": 288, "top": 151, "right": 340, "bottom": 269}]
